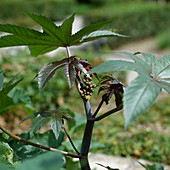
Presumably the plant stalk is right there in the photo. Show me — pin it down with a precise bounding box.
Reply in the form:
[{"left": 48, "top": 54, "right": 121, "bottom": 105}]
[
  {"left": 92, "top": 99, "right": 104, "bottom": 118},
  {"left": 62, "top": 125, "right": 80, "bottom": 154},
  {"left": 66, "top": 46, "right": 71, "bottom": 58},
  {"left": 90, "top": 105, "right": 123, "bottom": 122},
  {"left": 79, "top": 99, "right": 94, "bottom": 170},
  {"left": 0, "top": 124, "right": 83, "bottom": 159}
]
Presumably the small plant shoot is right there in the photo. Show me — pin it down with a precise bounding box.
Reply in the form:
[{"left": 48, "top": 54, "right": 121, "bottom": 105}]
[{"left": 0, "top": 11, "right": 169, "bottom": 170}]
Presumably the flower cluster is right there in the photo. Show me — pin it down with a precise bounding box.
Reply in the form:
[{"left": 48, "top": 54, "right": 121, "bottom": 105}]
[{"left": 80, "top": 75, "right": 96, "bottom": 100}]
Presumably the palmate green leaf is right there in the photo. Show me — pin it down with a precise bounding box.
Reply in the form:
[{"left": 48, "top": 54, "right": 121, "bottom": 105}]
[
  {"left": 20, "top": 109, "right": 73, "bottom": 140},
  {"left": 38, "top": 56, "right": 90, "bottom": 91},
  {"left": 89, "top": 51, "right": 153, "bottom": 76},
  {"left": 0, "top": 11, "right": 124, "bottom": 56},
  {"left": 90, "top": 52, "right": 170, "bottom": 128},
  {"left": 124, "top": 76, "right": 161, "bottom": 129},
  {"left": 37, "top": 56, "right": 76, "bottom": 91}
]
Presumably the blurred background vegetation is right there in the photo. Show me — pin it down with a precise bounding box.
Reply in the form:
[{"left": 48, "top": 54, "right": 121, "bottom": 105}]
[{"left": 0, "top": 0, "right": 170, "bottom": 166}]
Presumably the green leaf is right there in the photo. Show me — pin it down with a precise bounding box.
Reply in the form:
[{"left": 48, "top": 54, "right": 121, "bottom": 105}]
[
  {"left": 9, "top": 130, "right": 64, "bottom": 160},
  {"left": 89, "top": 60, "right": 135, "bottom": 73},
  {"left": 154, "top": 55, "right": 170, "bottom": 81},
  {"left": 0, "top": 71, "right": 4, "bottom": 90},
  {"left": 29, "top": 115, "right": 49, "bottom": 135},
  {"left": 89, "top": 51, "right": 154, "bottom": 76},
  {"left": 62, "top": 112, "right": 75, "bottom": 125},
  {"left": 90, "top": 52, "right": 170, "bottom": 128},
  {"left": 138, "top": 161, "right": 164, "bottom": 170},
  {"left": 0, "top": 163, "right": 11, "bottom": 170},
  {"left": 80, "top": 30, "right": 126, "bottom": 43},
  {"left": 123, "top": 76, "right": 160, "bottom": 129},
  {"left": 70, "top": 20, "right": 112, "bottom": 45},
  {"left": 37, "top": 56, "right": 89, "bottom": 90},
  {"left": 17, "top": 151, "right": 64, "bottom": 170},
  {"left": 37, "top": 59, "right": 67, "bottom": 92},
  {"left": 0, "top": 130, "right": 10, "bottom": 142},
  {"left": 28, "top": 45, "right": 59, "bottom": 56},
  {"left": 8, "top": 88, "right": 31, "bottom": 104},
  {"left": 63, "top": 64, "right": 76, "bottom": 88},
  {"left": 50, "top": 113, "right": 62, "bottom": 140},
  {"left": 0, "top": 96, "right": 16, "bottom": 114},
  {"left": 0, "top": 141, "right": 15, "bottom": 165},
  {"left": 137, "top": 161, "right": 150, "bottom": 170},
  {"left": 22, "top": 10, "right": 64, "bottom": 44},
  {"left": 0, "top": 35, "right": 60, "bottom": 56},
  {"left": 0, "top": 24, "right": 46, "bottom": 38},
  {"left": 0, "top": 78, "right": 22, "bottom": 102},
  {"left": 5, "top": 72, "right": 21, "bottom": 87},
  {"left": 0, "top": 11, "right": 64, "bottom": 56},
  {"left": 60, "top": 14, "right": 75, "bottom": 44},
  {"left": 0, "top": 12, "right": 124, "bottom": 56},
  {"left": 20, "top": 112, "right": 39, "bottom": 124},
  {"left": 155, "top": 81, "right": 170, "bottom": 93}
]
